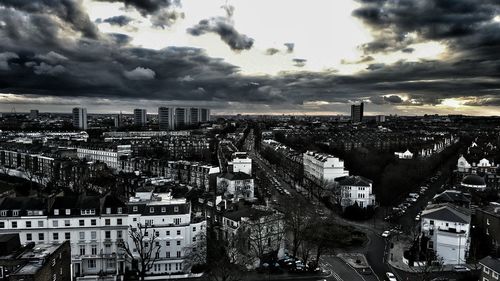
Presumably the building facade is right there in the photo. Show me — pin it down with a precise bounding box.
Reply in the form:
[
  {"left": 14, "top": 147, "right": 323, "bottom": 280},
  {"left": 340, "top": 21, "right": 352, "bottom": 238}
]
[
  {"left": 303, "top": 151, "right": 349, "bottom": 185},
  {"left": 216, "top": 172, "right": 255, "bottom": 202},
  {"left": 350, "top": 103, "right": 363, "bottom": 123},
  {"left": 338, "top": 176, "right": 376, "bottom": 208},
  {"left": 420, "top": 204, "right": 471, "bottom": 265},
  {"left": 133, "top": 109, "right": 147, "bottom": 126},
  {"left": 72, "top": 108, "right": 88, "bottom": 130}
]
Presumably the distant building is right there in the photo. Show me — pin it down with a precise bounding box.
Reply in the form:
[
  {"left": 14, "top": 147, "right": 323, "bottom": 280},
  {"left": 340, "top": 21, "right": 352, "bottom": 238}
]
[
  {"left": 394, "top": 149, "right": 413, "bottom": 159},
  {"left": 114, "top": 112, "right": 123, "bottom": 128},
  {"left": 420, "top": 204, "right": 471, "bottom": 265},
  {"left": 338, "top": 175, "right": 376, "bottom": 208},
  {"left": 375, "top": 115, "right": 385, "bottom": 123},
  {"left": 480, "top": 256, "right": 500, "bottom": 281},
  {"left": 29, "top": 110, "right": 39, "bottom": 120},
  {"left": 350, "top": 102, "right": 364, "bottom": 123},
  {"left": 174, "top": 108, "right": 189, "bottom": 129},
  {"left": 200, "top": 108, "right": 210, "bottom": 122},
  {"left": 72, "top": 107, "right": 87, "bottom": 130},
  {"left": 189, "top": 107, "right": 200, "bottom": 123},
  {"left": 432, "top": 190, "right": 470, "bottom": 208},
  {"left": 158, "top": 107, "right": 175, "bottom": 130},
  {"left": 303, "top": 151, "right": 349, "bottom": 185},
  {"left": 228, "top": 152, "right": 252, "bottom": 175},
  {"left": 133, "top": 109, "right": 147, "bottom": 126},
  {"left": 0, "top": 234, "right": 71, "bottom": 281}
]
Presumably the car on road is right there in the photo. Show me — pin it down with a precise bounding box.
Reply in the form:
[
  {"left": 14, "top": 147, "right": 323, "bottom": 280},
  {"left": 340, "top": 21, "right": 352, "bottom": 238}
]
[
  {"left": 452, "top": 265, "right": 470, "bottom": 272},
  {"left": 381, "top": 231, "right": 391, "bottom": 238},
  {"left": 406, "top": 197, "right": 417, "bottom": 203},
  {"left": 386, "top": 272, "right": 397, "bottom": 281}
]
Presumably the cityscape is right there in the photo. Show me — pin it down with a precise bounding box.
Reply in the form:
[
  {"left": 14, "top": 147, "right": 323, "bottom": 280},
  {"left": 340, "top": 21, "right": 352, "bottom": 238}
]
[{"left": 1, "top": 1, "right": 500, "bottom": 281}]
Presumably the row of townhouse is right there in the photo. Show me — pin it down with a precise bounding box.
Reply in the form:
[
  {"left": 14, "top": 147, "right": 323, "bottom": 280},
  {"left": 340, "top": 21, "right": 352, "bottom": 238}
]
[
  {"left": 0, "top": 192, "right": 206, "bottom": 281},
  {"left": 303, "top": 150, "right": 349, "bottom": 186},
  {"left": 119, "top": 159, "right": 220, "bottom": 190}
]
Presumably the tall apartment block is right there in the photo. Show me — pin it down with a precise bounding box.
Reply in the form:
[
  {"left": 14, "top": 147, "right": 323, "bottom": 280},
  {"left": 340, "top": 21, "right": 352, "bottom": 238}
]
[
  {"left": 350, "top": 102, "right": 364, "bottom": 123},
  {"left": 158, "top": 107, "right": 210, "bottom": 130},
  {"left": 158, "top": 107, "right": 175, "bottom": 130},
  {"left": 133, "top": 108, "right": 147, "bottom": 126},
  {"left": 72, "top": 107, "right": 88, "bottom": 130}
]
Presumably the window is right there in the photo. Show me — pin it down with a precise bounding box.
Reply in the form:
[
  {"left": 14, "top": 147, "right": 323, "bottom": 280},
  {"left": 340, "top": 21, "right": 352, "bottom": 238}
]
[
  {"left": 12, "top": 221, "right": 17, "bottom": 228},
  {"left": 65, "top": 232, "right": 70, "bottom": 240},
  {"left": 87, "top": 259, "right": 96, "bottom": 268},
  {"left": 0, "top": 221, "right": 4, "bottom": 228},
  {"left": 79, "top": 245, "right": 85, "bottom": 255},
  {"left": 176, "top": 251, "right": 181, "bottom": 258},
  {"left": 0, "top": 210, "right": 6, "bottom": 216},
  {"left": 26, "top": 221, "right": 32, "bottom": 228},
  {"left": 117, "top": 219, "right": 122, "bottom": 225},
  {"left": 133, "top": 206, "right": 138, "bottom": 212},
  {"left": 79, "top": 232, "right": 85, "bottom": 240},
  {"left": 430, "top": 220, "right": 434, "bottom": 225},
  {"left": 79, "top": 220, "right": 84, "bottom": 226},
  {"left": 166, "top": 241, "right": 170, "bottom": 246},
  {"left": 117, "top": 207, "right": 122, "bottom": 214},
  {"left": 106, "top": 208, "right": 111, "bottom": 214},
  {"left": 91, "top": 219, "right": 96, "bottom": 226},
  {"left": 38, "top": 233, "right": 44, "bottom": 241},
  {"left": 174, "top": 218, "right": 181, "bottom": 225},
  {"left": 166, "top": 230, "right": 170, "bottom": 236},
  {"left": 53, "top": 233, "right": 59, "bottom": 240},
  {"left": 105, "top": 231, "right": 111, "bottom": 239},
  {"left": 176, "top": 241, "right": 181, "bottom": 246},
  {"left": 64, "top": 220, "right": 70, "bottom": 227},
  {"left": 105, "top": 219, "right": 111, "bottom": 226},
  {"left": 26, "top": 233, "right": 32, "bottom": 241},
  {"left": 487, "top": 218, "right": 491, "bottom": 225},
  {"left": 193, "top": 237, "right": 196, "bottom": 242},
  {"left": 12, "top": 210, "right": 19, "bottom": 216},
  {"left": 161, "top": 207, "right": 166, "bottom": 213},
  {"left": 53, "top": 220, "right": 58, "bottom": 227},
  {"left": 174, "top": 206, "right": 179, "bottom": 213},
  {"left": 65, "top": 209, "right": 71, "bottom": 215},
  {"left": 166, "top": 251, "right": 170, "bottom": 258},
  {"left": 54, "top": 209, "right": 59, "bottom": 215},
  {"left": 193, "top": 227, "right": 196, "bottom": 232},
  {"left": 38, "top": 221, "right": 43, "bottom": 227},
  {"left": 484, "top": 267, "right": 490, "bottom": 274},
  {"left": 149, "top": 207, "right": 155, "bottom": 213},
  {"left": 91, "top": 231, "right": 97, "bottom": 240},
  {"left": 117, "top": 230, "right": 123, "bottom": 239},
  {"left": 177, "top": 230, "right": 181, "bottom": 235},
  {"left": 145, "top": 231, "right": 149, "bottom": 237},
  {"left": 91, "top": 245, "right": 97, "bottom": 255}
]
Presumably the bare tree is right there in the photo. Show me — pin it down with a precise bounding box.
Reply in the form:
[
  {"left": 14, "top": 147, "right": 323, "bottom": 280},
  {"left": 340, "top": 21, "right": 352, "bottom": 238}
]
[
  {"left": 282, "top": 198, "right": 312, "bottom": 258},
  {"left": 121, "top": 223, "right": 162, "bottom": 281},
  {"left": 183, "top": 231, "right": 207, "bottom": 272}
]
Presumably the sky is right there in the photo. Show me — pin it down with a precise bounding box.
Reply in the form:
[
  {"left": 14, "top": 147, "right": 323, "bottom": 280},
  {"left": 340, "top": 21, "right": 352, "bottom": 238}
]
[{"left": 0, "top": 0, "right": 500, "bottom": 116}]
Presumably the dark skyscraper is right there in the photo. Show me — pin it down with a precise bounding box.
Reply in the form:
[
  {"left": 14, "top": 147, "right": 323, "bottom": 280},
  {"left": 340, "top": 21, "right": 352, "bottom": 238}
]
[{"left": 351, "top": 102, "right": 364, "bottom": 123}]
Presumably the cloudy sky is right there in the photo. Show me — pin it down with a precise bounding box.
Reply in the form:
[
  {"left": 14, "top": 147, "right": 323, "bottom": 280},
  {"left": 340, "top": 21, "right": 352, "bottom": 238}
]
[{"left": 0, "top": 0, "right": 500, "bottom": 115}]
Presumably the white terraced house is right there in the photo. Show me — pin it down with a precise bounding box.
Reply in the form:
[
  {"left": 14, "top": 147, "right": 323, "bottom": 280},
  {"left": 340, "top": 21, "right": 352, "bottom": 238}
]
[
  {"left": 303, "top": 150, "right": 349, "bottom": 185},
  {"left": 0, "top": 192, "right": 206, "bottom": 281},
  {"left": 338, "top": 175, "right": 376, "bottom": 208}
]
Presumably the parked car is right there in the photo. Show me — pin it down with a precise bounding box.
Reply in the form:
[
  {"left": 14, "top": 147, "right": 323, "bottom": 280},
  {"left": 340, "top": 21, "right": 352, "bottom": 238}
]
[
  {"left": 452, "top": 265, "right": 470, "bottom": 272},
  {"left": 386, "top": 272, "right": 397, "bottom": 281},
  {"left": 381, "top": 231, "right": 391, "bottom": 238},
  {"left": 415, "top": 214, "right": 421, "bottom": 221}
]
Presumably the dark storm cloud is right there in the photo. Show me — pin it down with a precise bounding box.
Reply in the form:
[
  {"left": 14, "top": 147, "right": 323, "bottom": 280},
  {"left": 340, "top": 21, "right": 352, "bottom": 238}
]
[
  {"left": 266, "top": 48, "right": 280, "bottom": 55},
  {"left": 102, "top": 15, "right": 133, "bottom": 26},
  {"left": 187, "top": 18, "right": 254, "bottom": 51},
  {"left": 96, "top": 0, "right": 178, "bottom": 16},
  {"left": 1, "top": 0, "right": 500, "bottom": 112},
  {"left": 353, "top": 0, "right": 500, "bottom": 53},
  {"left": 0, "top": 0, "right": 99, "bottom": 39}
]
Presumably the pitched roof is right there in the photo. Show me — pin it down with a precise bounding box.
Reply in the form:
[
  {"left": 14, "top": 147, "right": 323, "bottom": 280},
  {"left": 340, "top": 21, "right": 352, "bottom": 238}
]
[
  {"left": 421, "top": 204, "right": 471, "bottom": 224},
  {"left": 219, "top": 172, "right": 252, "bottom": 181},
  {"left": 480, "top": 256, "right": 500, "bottom": 274},
  {"left": 0, "top": 197, "right": 45, "bottom": 210},
  {"left": 338, "top": 175, "right": 372, "bottom": 187},
  {"left": 433, "top": 190, "right": 470, "bottom": 204}
]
